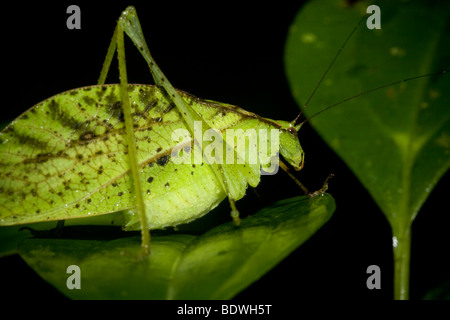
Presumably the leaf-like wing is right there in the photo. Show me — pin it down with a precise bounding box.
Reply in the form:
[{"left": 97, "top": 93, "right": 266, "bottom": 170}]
[{"left": 0, "top": 85, "right": 287, "bottom": 229}]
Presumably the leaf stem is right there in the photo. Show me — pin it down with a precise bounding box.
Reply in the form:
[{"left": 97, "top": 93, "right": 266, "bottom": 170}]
[{"left": 392, "top": 222, "right": 411, "bottom": 300}]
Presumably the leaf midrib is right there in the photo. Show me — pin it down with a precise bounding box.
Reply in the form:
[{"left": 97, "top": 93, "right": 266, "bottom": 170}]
[{"left": 394, "top": 22, "right": 444, "bottom": 227}]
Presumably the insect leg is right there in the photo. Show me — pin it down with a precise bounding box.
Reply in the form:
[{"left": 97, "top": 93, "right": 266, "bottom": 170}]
[
  {"left": 230, "top": 200, "right": 241, "bottom": 226},
  {"left": 97, "top": 25, "right": 118, "bottom": 85},
  {"left": 279, "top": 160, "right": 310, "bottom": 194},
  {"left": 307, "top": 174, "right": 335, "bottom": 198},
  {"left": 118, "top": 6, "right": 204, "bottom": 133},
  {"left": 116, "top": 18, "right": 150, "bottom": 256},
  {"left": 280, "top": 157, "right": 334, "bottom": 198},
  {"left": 95, "top": 19, "right": 152, "bottom": 253},
  {"left": 216, "top": 163, "right": 242, "bottom": 226},
  {"left": 119, "top": 7, "right": 244, "bottom": 225}
]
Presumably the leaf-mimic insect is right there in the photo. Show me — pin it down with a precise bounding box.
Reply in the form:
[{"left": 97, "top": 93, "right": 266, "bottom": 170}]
[
  {"left": 0, "top": 5, "right": 444, "bottom": 257},
  {"left": 0, "top": 7, "right": 306, "bottom": 255}
]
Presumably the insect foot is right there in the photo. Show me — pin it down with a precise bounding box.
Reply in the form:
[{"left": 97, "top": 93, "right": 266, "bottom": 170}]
[
  {"left": 231, "top": 209, "right": 241, "bottom": 226},
  {"left": 307, "top": 174, "right": 335, "bottom": 198}
]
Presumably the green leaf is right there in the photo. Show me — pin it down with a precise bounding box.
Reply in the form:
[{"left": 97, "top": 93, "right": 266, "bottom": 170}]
[
  {"left": 0, "top": 226, "right": 34, "bottom": 258},
  {"left": 0, "top": 224, "right": 51, "bottom": 258},
  {"left": 17, "top": 194, "right": 334, "bottom": 299},
  {"left": 285, "top": 0, "right": 449, "bottom": 299},
  {"left": 285, "top": 0, "right": 449, "bottom": 229},
  {"left": 0, "top": 213, "right": 120, "bottom": 257}
]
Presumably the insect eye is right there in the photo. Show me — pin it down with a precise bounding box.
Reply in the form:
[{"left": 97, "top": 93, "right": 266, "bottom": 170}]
[{"left": 287, "top": 127, "right": 298, "bottom": 137}]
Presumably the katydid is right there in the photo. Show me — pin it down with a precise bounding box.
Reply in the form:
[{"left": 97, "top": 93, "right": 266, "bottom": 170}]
[
  {"left": 0, "top": 6, "right": 444, "bottom": 257},
  {"left": 0, "top": 7, "right": 304, "bottom": 255}
]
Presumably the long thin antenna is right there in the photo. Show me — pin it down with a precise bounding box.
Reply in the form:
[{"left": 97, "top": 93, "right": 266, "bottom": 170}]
[
  {"left": 296, "top": 70, "right": 448, "bottom": 128},
  {"left": 292, "top": 15, "right": 366, "bottom": 125}
]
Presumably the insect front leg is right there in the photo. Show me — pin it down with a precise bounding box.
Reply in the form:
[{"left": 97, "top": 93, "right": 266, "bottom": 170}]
[
  {"left": 279, "top": 160, "right": 310, "bottom": 195},
  {"left": 307, "top": 174, "right": 335, "bottom": 198}
]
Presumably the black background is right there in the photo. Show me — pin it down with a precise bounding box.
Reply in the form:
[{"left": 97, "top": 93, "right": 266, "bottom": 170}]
[{"left": 1, "top": 0, "right": 449, "bottom": 302}]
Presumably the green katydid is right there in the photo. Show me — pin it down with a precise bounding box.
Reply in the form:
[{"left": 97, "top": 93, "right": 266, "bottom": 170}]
[
  {"left": 0, "top": 5, "right": 444, "bottom": 258},
  {"left": 0, "top": 7, "right": 305, "bottom": 255}
]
